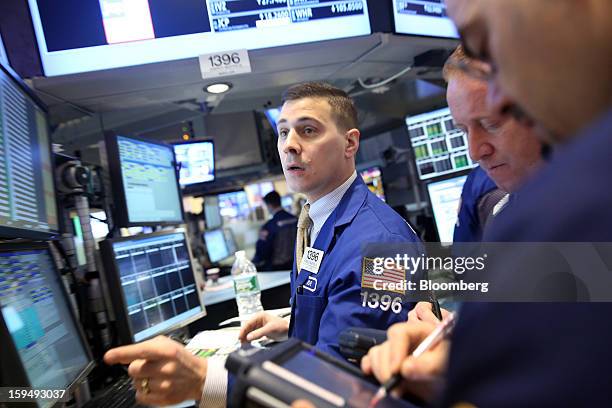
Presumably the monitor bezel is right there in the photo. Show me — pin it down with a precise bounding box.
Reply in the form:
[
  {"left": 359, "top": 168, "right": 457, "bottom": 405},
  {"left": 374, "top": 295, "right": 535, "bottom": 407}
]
[
  {"left": 0, "top": 61, "right": 61, "bottom": 240},
  {"left": 0, "top": 241, "right": 95, "bottom": 404},
  {"left": 171, "top": 139, "right": 216, "bottom": 187},
  {"left": 99, "top": 229, "right": 206, "bottom": 345},
  {"left": 105, "top": 132, "right": 185, "bottom": 228}
]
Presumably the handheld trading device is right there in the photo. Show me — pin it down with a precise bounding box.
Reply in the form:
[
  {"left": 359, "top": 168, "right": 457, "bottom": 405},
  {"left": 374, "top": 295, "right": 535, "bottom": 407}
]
[{"left": 226, "top": 338, "right": 416, "bottom": 408}]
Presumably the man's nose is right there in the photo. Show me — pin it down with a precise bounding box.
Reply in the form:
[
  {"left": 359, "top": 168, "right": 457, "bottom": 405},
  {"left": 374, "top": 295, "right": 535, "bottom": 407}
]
[
  {"left": 468, "top": 128, "right": 494, "bottom": 163},
  {"left": 282, "top": 129, "right": 301, "bottom": 155}
]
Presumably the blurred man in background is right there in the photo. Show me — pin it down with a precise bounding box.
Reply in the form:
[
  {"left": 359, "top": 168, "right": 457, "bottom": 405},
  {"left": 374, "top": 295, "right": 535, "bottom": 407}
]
[{"left": 252, "top": 190, "right": 297, "bottom": 270}]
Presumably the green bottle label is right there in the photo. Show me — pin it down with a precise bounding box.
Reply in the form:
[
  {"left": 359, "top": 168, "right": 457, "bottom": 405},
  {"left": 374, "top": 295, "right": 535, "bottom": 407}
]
[{"left": 234, "top": 275, "right": 260, "bottom": 294}]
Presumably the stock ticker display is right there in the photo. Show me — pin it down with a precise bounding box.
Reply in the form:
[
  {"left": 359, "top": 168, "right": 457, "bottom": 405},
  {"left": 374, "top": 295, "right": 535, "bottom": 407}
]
[
  {"left": 30, "top": 0, "right": 371, "bottom": 75},
  {"left": 209, "top": 0, "right": 367, "bottom": 32}
]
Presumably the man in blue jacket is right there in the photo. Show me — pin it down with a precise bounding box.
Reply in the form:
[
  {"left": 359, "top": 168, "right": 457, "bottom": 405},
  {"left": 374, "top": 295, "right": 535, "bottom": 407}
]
[
  {"left": 240, "top": 82, "right": 421, "bottom": 354},
  {"left": 105, "top": 82, "right": 422, "bottom": 407}
]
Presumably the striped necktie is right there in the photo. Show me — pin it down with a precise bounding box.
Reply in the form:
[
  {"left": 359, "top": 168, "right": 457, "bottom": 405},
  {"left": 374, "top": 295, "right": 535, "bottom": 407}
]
[{"left": 295, "top": 203, "right": 312, "bottom": 274}]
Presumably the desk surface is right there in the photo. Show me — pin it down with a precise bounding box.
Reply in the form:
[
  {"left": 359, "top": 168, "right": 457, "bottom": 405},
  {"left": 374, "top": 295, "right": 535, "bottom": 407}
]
[{"left": 202, "top": 270, "right": 291, "bottom": 306}]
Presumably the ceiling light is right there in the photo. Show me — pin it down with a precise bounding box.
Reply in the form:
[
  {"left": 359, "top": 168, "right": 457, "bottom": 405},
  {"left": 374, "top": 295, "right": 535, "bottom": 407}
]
[{"left": 205, "top": 83, "right": 232, "bottom": 94}]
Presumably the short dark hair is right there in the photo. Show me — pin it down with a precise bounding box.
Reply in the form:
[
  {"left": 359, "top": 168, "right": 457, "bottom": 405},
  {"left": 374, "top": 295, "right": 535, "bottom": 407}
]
[
  {"left": 263, "top": 191, "right": 281, "bottom": 208},
  {"left": 281, "top": 82, "right": 358, "bottom": 131}
]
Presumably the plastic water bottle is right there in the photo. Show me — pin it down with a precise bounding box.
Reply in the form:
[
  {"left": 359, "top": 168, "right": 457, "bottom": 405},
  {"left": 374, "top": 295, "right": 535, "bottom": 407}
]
[{"left": 231, "top": 250, "right": 263, "bottom": 319}]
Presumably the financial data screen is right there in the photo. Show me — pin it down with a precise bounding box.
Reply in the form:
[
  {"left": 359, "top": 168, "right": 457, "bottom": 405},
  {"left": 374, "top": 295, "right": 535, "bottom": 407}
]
[
  {"left": 0, "top": 248, "right": 90, "bottom": 406},
  {"left": 117, "top": 136, "right": 183, "bottom": 224},
  {"left": 111, "top": 233, "right": 202, "bottom": 342},
  {"left": 427, "top": 175, "right": 467, "bottom": 243},
  {"left": 392, "top": 0, "right": 458, "bottom": 38},
  {"left": 28, "top": 0, "right": 371, "bottom": 76},
  {"left": 0, "top": 66, "right": 58, "bottom": 237},
  {"left": 406, "top": 107, "right": 476, "bottom": 180}
]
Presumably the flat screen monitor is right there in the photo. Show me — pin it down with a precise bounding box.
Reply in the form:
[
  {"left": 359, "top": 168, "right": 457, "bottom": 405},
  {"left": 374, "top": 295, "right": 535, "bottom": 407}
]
[
  {"left": 427, "top": 175, "right": 467, "bottom": 243},
  {"left": 204, "top": 195, "right": 222, "bottom": 229},
  {"left": 203, "top": 227, "right": 236, "bottom": 264},
  {"left": 218, "top": 190, "right": 250, "bottom": 220},
  {"left": 0, "top": 243, "right": 94, "bottom": 406},
  {"left": 359, "top": 166, "right": 385, "bottom": 202},
  {"left": 105, "top": 133, "right": 184, "bottom": 227},
  {"left": 0, "top": 62, "right": 59, "bottom": 239},
  {"left": 406, "top": 107, "right": 477, "bottom": 180},
  {"left": 173, "top": 140, "right": 215, "bottom": 186},
  {"left": 392, "top": 0, "right": 458, "bottom": 38},
  {"left": 99, "top": 230, "right": 206, "bottom": 344},
  {"left": 28, "top": 0, "right": 371, "bottom": 76}
]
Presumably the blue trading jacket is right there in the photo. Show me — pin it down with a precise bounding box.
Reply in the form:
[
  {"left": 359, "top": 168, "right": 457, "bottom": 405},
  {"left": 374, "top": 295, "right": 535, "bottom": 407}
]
[
  {"left": 453, "top": 166, "right": 497, "bottom": 243},
  {"left": 288, "top": 176, "right": 422, "bottom": 358},
  {"left": 441, "top": 110, "right": 612, "bottom": 407}
]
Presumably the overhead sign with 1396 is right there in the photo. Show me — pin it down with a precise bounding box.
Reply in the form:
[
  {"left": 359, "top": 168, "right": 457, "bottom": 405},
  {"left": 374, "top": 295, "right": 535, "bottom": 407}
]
[{"left": 198, "top": 49, "right": 252, "bottom": 79}]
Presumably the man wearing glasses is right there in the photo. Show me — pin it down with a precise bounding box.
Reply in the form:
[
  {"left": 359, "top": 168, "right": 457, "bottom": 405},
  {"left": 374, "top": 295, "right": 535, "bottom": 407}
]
[{"left": 362, "top": 0, "right": 612, "bottom": 406}]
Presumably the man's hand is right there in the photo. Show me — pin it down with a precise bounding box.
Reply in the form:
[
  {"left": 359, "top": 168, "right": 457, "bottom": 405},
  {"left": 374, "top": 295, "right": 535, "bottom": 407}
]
[
  {"left": 104, "top": 336, "right": 207, "bottom": 406},
  {"left": 408, "top": 301, "right": 451, "bottom": 324},
  {"left": 238, "top": 312, "right": 290, "bottom": 342},
  {"left": 361, "top": 321, "right": 449, "bottom": 403}
]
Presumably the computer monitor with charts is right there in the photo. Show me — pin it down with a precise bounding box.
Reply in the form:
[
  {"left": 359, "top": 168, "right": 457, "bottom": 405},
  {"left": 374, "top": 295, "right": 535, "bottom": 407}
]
[
  {"left": 406, "top": 107, "right": 477, "bottom": 180},
  {"left": 427, "top": 175, "right": 468, "bottom": 243},
  {"left": 99, "top": 230, "right": 206, "bottom": 344},
  {"left": 0, "top": 243, "right": 94, "bottom": 407},
  {"left": 105, "top": 133, "right": 184, "bottom": 227},
  {"left": 0, "top": 62, "right": 59, "bottom": 239}
]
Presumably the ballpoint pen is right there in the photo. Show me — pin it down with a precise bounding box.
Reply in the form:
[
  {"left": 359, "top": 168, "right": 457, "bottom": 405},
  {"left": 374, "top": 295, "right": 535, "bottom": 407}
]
[{"left": 369, "top": 313, "right": 456, "bottom": 407}]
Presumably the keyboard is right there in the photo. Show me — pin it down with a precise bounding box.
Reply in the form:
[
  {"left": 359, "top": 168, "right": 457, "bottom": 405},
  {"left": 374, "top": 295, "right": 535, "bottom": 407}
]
[{"left": 84, "top": 376, "right": 143, "bottom": 408}]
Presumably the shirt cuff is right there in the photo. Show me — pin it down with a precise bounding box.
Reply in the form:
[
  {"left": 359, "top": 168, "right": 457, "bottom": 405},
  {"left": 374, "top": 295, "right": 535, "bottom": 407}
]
[{"left": 199, "top": 357, "right": 228, "bottom": 408}]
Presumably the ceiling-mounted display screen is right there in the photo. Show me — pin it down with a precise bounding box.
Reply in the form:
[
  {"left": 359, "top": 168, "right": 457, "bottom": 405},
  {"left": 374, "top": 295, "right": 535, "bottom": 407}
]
[
  {"left": 392, "top": 0, "right": 458, "bottom": 38},
  {"left": 406, "top": 107, "right": 476, "bottom": 180},
  {"left": 28, "top": 0, "right": 371, "bottom": 76}
]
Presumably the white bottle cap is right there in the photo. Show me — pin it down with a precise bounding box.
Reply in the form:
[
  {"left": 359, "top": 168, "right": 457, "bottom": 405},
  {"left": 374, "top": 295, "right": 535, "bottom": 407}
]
[{"left": 235, "top": 250, "right": 246, "bottom": 258}]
